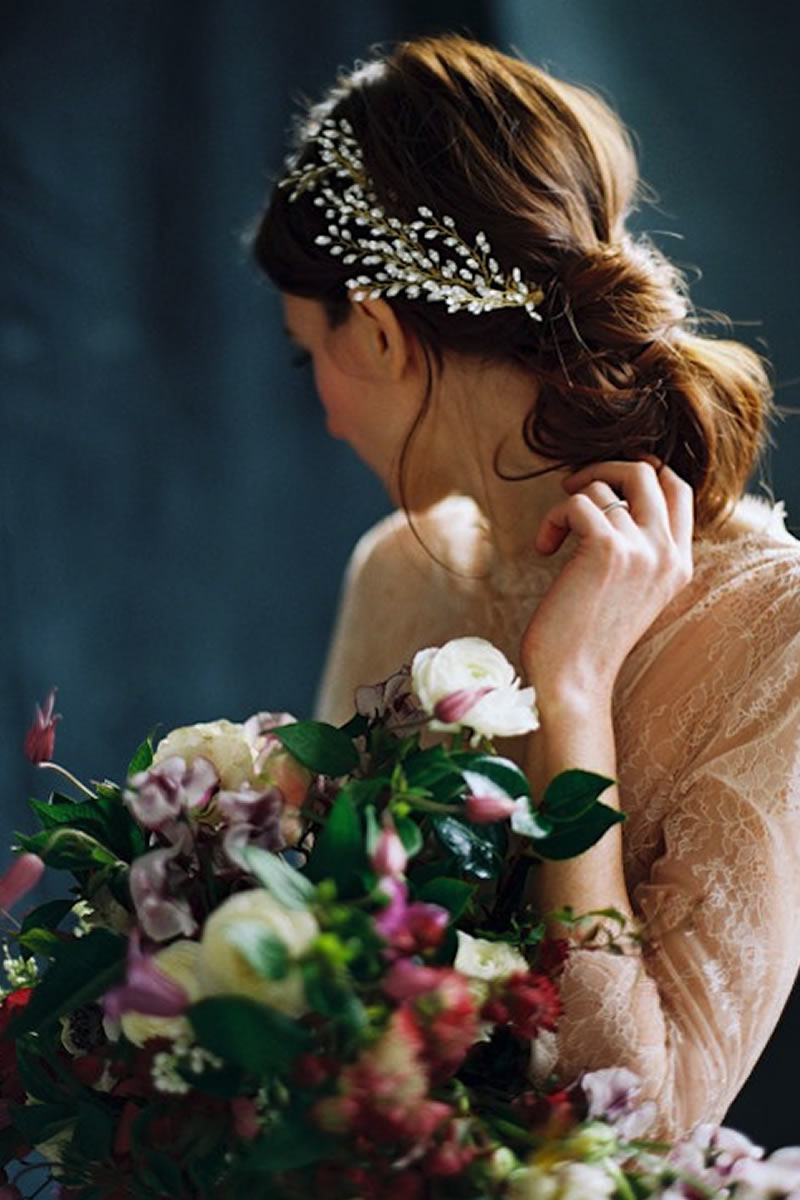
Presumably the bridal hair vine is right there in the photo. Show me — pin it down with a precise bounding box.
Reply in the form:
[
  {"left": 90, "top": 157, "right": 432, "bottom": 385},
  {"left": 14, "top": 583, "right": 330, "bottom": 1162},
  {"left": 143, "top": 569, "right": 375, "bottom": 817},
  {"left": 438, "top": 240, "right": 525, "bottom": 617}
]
[{"left": 279, "top": 117, "right": 545, "bottom": 320}]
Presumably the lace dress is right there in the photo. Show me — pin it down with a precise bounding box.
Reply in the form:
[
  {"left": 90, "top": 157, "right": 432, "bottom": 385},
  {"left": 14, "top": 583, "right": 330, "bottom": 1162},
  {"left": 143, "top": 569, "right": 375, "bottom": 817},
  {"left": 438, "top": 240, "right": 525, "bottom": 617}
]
[{"left": 316, "top": 494, "right": 800, "bottom": 1138}]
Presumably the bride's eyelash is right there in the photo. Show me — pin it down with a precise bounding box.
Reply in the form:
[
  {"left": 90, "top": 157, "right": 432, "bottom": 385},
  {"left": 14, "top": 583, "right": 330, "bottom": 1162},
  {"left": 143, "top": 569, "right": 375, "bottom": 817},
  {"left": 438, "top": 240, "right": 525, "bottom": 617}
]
[{"left": 290, "top": 349, "right": 311, "bottom": 369}]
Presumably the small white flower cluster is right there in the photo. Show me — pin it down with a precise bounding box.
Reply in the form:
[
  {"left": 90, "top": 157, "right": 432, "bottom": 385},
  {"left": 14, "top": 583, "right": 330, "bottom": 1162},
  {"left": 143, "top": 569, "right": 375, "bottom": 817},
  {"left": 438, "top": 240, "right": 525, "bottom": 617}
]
[
  {"left": 2, "top": 941, "right": 39, "bottom": 992},
  {"left": 280, "top": 117, "right": 545, "bottom": 320},
  {"left": 151, "top": 1035, "right": 223, "bottom": 1095}
]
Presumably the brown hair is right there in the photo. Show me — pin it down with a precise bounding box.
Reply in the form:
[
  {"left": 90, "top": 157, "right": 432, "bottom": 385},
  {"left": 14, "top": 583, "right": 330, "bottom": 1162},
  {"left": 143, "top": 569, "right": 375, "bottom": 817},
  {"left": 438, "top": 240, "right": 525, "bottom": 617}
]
[{"left": 252, "top": 34, "right": 772, "bottom": 528}]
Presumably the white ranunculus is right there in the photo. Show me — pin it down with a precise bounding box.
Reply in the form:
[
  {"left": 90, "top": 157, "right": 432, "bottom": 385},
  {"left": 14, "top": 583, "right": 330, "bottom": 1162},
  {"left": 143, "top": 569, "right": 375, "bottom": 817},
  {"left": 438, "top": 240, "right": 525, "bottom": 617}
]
[
  {"left": 120, "top": 939, "right": 202, "bottom": 1047},
  {"left": 197, "top": 889, "right": 318, "bottom": 1017},
  {"left": 509, "top": 1162, "right": 616, "bottom": 1200},
  {"left": 411, "top": 637, "right": 538, "bottom": 740},
  {"left": 154, "top": 719, "right": 256, "bottom": 790},
  {"left": 454, "top": 930, "right": 529, "bottom": 982}
]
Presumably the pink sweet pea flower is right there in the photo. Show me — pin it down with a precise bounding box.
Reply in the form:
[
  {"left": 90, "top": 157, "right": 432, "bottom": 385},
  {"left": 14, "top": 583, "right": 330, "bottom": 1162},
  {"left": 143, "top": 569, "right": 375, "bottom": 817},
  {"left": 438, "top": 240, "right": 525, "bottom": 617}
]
[
  {"left": 103, "top": 930, "right": 188, "bottom": 1021},
  {"left": 371, "top": 817, "right": 408, "bottom": 878},
  {"left": 433, "top": 686, "right": 494, "bottom": 725},
  {"left": 124, "top": 755, "right": 218, "bottom": 831},
  {"left": 128, "top": 827, "right": 197, "bottom": 941},
  {"left": 23, "top": 688, "right": 61, "bottom": 764},
  {"left": 0, "top": 854, "right": 44, "bottom": 912},
  {"left": 373, "top": 878, "right": 449, "bottom": 957}
]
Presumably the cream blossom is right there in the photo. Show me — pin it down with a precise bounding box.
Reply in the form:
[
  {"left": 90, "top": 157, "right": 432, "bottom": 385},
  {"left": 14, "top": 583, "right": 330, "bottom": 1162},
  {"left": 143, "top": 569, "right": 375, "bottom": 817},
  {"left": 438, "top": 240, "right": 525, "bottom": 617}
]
[
  {"left": 197, "top": 889, "right": 318, "bottom": 1017},
  {"left": 454, "top": 930, "right": 529, "bottom": 983},
  {"left": 154, "top": 719, "right": 255, "bottom": 790},
  {"left": 508, "top": 1161, "right": 616, "bottom": 1200},
  {"left": 119, "top": 939, "right": 202, "bottom": 1047},
  {"left": 411, "top": 637, "right": 538, "bottom": 740}
]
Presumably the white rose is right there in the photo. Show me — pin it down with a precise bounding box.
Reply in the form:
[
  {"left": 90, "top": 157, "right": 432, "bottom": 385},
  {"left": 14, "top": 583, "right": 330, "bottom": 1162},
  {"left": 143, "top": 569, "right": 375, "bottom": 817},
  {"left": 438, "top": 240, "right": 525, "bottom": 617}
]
[
  {"left": 455, "top": 930, "right": 529, "bottom": 982},
  {"left": 154, "top": 719, "right": 256, "bottom": 790},
  {"left": 197, "top": 889, "right": 318, "bottom": 1017},
  {"left": 120, "top": 939, "right": 202, "bottom": 1047},
  {"left": 509, "top": 1163, "right": 615, "bottom": 1200},
  {"left": 411, "top": 637, "right": 538, "bottom": 740}
]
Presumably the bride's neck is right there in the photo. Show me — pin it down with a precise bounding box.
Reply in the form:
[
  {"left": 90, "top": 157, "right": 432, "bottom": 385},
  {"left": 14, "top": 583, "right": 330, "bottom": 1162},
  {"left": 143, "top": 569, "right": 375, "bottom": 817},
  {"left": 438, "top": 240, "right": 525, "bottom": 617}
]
[{"left": 405, "top": 354, "right": 569, "bottom": 563}]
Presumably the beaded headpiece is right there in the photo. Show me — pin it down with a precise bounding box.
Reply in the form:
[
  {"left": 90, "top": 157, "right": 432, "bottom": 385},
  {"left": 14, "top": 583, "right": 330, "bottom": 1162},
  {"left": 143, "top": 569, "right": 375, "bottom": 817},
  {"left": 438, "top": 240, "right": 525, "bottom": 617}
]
[{"left": 279, "top": 117, "right": 545, "bottom": 321}]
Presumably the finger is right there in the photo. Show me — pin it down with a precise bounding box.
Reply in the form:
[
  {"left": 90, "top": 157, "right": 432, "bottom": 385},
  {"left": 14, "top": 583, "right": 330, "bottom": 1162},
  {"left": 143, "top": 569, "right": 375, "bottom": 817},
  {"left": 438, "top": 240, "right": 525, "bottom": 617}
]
[
  {"left": 658, "top": 464, "right": 694, "bottom": 552},
  {"left": 536, "top": 492, "right": 616, "bottom": 555},
  {"left": 563, "top": 461, "right": 668, "bottom": 527},
  {"left": 581, "top": 480, "right": 635, "bottom": 520}
]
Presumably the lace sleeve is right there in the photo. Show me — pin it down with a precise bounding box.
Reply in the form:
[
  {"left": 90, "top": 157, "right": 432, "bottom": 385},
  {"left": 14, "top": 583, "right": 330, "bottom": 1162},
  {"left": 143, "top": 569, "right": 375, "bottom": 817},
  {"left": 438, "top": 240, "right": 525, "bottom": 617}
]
[{"left": 553, "top": 596, "right": 800, "bottom": 1139}]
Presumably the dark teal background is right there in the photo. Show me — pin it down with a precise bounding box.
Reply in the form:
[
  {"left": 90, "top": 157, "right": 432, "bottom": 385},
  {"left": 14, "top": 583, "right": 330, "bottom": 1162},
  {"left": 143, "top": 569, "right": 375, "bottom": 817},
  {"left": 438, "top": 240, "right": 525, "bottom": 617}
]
[{"left": 2, "top": 1, "right": 797, "bottom": 1159}]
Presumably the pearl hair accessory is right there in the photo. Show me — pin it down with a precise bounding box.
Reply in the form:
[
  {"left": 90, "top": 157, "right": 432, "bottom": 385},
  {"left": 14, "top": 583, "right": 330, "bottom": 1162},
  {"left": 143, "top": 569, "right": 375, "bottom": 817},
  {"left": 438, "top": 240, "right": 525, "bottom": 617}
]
[{"left": 280, "top": 116, "right": 545, "bottom": 320}]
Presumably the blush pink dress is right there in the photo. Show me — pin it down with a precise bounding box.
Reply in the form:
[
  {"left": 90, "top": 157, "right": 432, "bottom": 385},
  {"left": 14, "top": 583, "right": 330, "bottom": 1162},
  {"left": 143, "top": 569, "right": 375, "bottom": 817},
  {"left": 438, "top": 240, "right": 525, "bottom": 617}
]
[{"left": 317, "top": 495, "right": 800, "bottom": 1137}]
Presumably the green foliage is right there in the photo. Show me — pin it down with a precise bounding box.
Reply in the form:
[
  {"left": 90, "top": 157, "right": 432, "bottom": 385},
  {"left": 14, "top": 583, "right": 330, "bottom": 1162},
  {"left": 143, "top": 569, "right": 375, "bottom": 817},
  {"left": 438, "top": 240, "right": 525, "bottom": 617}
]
[
  {"left": 456, "top": 753, "right": 532, "bottom": 800},
  {"left": 10, "top": 928, "right": 126, "bottom": 1036},
  {"left": 241, "top": 1120, "right": 335, "bottom": 1172},
  {"left": 274, "top": 720, "right": 359, "bottom": 775},
  {"left": 414, "top": 876, "right": 476, "bottom": 921},
  {"left": 432, "top": 815, "right": 505, "bottom": 879},
  {"left": 188, "top": 996, "right": 310, "bottom": 1075},
  {"left": 127, "top": 732, "right": 155, "bottom": 776},
  {"left": 304, "top": 786, "right": 366, "bottom": 892},
  {"left": 240, "top": 845, "right": 315, "bottom": 910},
  {"left": 225, "top": 925, "right": 290, "bottom": 981},
  {"left": 533, "top": 769, "right": 624, "bottom": 860}
]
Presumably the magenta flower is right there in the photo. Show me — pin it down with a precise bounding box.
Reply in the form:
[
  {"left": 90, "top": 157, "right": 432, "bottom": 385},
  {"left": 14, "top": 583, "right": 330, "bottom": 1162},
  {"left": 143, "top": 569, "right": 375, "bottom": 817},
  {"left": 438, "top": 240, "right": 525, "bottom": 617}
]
[
  {"left": 0, "top": 853, "right": 44, "bottom": 912},
  {"left": 433, "top": 687, "right": 494, "bottom": 725},
  {"left": 124, "top": 755, "right": 218, "bottom": 831},
  {"left": 374, "top": 878, "right": 449, "bottom": 957},
  {"left": 103, "top": 930, "right": 189, "bottom": 1021},
  {"left": 371, "top": 817, "right": 408, "bottom": 878},
  {"left": 383, "top": 959, "right": 444, "bottom": 1001},
  {"left": 218, "top": 783, "right": 285, "bottom": 861},
  {"left": 23, "top": 688, "right": 61, "bottom": 764}
]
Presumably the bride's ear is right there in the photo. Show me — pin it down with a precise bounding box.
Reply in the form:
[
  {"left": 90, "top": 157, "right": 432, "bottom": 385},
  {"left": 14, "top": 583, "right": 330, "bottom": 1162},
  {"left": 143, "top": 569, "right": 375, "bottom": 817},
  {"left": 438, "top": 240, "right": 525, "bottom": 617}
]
[{"left": 346, "top": 294, "right": 421, "bottom": 383}]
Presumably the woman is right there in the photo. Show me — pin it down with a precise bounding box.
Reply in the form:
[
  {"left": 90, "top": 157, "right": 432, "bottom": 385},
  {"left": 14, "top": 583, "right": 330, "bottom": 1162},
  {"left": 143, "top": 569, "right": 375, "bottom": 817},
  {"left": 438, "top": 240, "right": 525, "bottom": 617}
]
[{"left": 251, "top": 35, "right": 800, "bottom": 1138}]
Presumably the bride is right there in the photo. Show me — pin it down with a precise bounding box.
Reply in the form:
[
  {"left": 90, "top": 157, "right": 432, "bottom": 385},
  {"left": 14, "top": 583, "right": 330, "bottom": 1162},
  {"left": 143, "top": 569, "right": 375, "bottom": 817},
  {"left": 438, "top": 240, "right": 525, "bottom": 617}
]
[{"left": 250, "top": 34, "right": 800, "bottom": 1137}]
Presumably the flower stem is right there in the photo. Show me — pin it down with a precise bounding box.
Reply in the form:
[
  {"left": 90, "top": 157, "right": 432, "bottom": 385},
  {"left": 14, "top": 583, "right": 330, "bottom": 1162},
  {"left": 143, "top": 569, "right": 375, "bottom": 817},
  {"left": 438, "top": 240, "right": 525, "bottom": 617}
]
[{"left": 37, "top": 761, "right": 97, "bottom": 798}]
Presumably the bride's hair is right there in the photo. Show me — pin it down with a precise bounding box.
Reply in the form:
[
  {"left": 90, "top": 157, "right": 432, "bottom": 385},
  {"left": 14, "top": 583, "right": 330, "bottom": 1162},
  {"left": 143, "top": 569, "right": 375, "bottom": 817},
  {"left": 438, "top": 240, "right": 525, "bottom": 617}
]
[{"left": 252, "top": 34, "right": 771, "bottom": 529}]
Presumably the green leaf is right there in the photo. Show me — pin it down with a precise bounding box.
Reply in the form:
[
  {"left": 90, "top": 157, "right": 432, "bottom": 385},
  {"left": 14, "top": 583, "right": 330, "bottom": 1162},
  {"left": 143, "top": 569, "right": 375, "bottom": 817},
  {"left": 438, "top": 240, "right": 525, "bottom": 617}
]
[
  {"left": 188, "top": 996, "right": 310, "bottom": 1075},
  {"left": 432, "top": 816, "right": 503, "bottom": 879},
  {"left": 15, "top": 827, "right": 119, "bottom": 871},
  {"left": 9, "top": 929, "right": 126, "bottom": 1036},
  {"left": 240, "top": 844, "right": 314, "bottom": 910},
  {"left": 510, "top": 800, "right": 553, "bottom": 840},
  {"left": 8, "top": 1101, "right": 75, "bottom": 1147},
  {"left": 458, "top": 754, "right": 532, "bottom": 800},
  {"left": 15, "top": 1038, "right": 69, "bottom": 1104},
  {"left": 541, "top": 769, "right": 615, "bottom": 823},
  {"left": 127, "top": 733, "right": 155, "bottom": 777},
  {"left": 274, "top": 720, "right": 359, "bottom": 776},
  {"left": 72, "top": 1099, "right": 114, "bottom": 1161},
  {"left": 17, "top": 927, "right": 60, "bottom": 956},
  {"left": 304, "top": 787, "right": 365, "bottom": 891},
  {"left": 394, "top": 814, "right": 423, "bottom": 858},
  {"left": 415, "top": 876, "right": 476, "bottom": 922},
  {"left": 243, "top": 1120, "right": 335, "bottom": 1171},
  {"left": 225, "top": 925, "right": 290, "bottom": 980},
  {"left": 534, "top": 801, "right": 625, "bottom": 860},
  {"left": 20, "top": 898, "right": 74, "bottom": 936}
]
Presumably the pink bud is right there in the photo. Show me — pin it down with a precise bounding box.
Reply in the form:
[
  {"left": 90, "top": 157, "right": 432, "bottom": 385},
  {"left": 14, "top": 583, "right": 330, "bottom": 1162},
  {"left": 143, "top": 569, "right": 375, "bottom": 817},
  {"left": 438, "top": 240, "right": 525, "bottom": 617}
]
[
  {"left": 231, "top": 1096, "right": 260, "bottom": 1141},
  {"left": 433, "top": 686, "right": 493, "bottom": 725},
  {"left": 0, "top": 854, "right": 44, "bottom": 912},
  {"left": 23, "top": 688, "right": 61, "bottom": 764},
  {"left": 384, "top": 959, "right": 443, "bottom": 1001},
  {"left": 464, "top": 793, "right": 516, "bottom": 823},
  {"left": 371, "top": 819, "right": 407, "bottom": 878}
]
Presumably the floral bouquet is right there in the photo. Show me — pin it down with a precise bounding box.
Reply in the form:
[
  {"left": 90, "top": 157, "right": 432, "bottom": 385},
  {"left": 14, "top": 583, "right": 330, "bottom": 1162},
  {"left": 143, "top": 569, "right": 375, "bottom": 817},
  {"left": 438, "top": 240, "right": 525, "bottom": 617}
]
[{"left": 1, "top": 638, "right": 798, "bottom": 1200}]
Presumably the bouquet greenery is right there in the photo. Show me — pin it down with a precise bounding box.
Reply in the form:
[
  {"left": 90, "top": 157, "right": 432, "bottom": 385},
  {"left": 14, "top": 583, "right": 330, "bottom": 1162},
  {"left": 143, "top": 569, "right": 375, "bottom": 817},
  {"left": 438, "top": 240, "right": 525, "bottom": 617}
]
[{"left": 1, "top": 639, "right": 796, "bottom": 1200}]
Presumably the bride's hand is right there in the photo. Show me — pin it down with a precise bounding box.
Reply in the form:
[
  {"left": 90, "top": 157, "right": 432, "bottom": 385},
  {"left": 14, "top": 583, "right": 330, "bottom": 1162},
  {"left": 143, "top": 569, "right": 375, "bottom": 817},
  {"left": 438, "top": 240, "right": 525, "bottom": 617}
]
[{"left": 520, "top": 460, "right": 694, "bottom": 709}]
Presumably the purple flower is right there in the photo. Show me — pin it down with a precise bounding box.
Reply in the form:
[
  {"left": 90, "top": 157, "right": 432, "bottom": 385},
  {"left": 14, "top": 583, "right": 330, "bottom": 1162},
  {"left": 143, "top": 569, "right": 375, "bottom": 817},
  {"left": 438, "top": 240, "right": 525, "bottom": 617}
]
[
  {"left": 129, "top": 827, "right": 196, "bottom": 941},
  {"left": 373, "top": 878, "right": 449, "bottom": 957},
  {"left": 218, "top": 784, "right": 285, "bottom": 862},
  {"left": 580, "top": 1067, "right": 657, "bottom": 1139},
  {"left": 103, "top": 930, "right": 188, "bottom": 1021},
  {"left": 124, "top": 755, "right": 218, "bottom": 831},
  {"left": 24, "top": 688, "right": 61, "bottom": 764},
  {"left": 355, "top": 667, "right": 424, "bottom": 731}
]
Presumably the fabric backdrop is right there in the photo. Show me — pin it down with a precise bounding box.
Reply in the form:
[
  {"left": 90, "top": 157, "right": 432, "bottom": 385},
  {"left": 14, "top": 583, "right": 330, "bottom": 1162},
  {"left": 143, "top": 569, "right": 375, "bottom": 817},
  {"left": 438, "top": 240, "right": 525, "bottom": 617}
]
[{"left": 2, "top": 0, "right": 797, "bottom": 1153}]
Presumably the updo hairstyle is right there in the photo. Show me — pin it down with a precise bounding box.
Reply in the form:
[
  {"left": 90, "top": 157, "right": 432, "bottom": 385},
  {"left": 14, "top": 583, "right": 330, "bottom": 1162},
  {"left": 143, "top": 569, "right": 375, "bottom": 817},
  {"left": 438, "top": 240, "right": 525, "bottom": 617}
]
[{"left": 253, "top": 35, "right": 772, "bottom": 529}]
